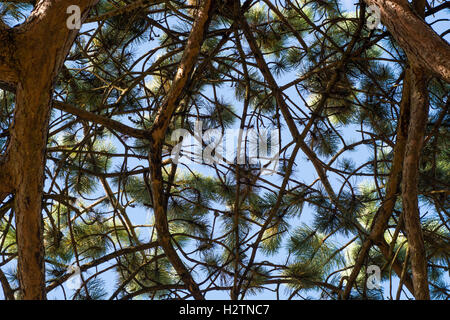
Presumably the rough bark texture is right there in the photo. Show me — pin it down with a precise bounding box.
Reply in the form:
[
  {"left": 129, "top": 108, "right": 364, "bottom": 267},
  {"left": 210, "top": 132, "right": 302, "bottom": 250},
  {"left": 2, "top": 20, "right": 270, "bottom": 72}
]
[
  {"left": 401, "top": 67, "right": 431, "bottom": 300},
  {"left": 0, "top": 0, "right": 99, "bottom": 300},
  {"left": 364, "top": 0, "right": 450, "bottom": 83}
]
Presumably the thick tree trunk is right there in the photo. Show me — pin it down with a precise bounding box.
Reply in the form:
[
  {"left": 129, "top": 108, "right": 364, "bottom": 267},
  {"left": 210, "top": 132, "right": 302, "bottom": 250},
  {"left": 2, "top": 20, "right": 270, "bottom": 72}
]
[
  {"left": 0, "top": 0, "right": 99, "bottom": 299},
  {"left": 342, "top": 0, "right": 433, "bottom": 300},
  {"left": 401, "top": 67, "right": 431, "bottom": 300}
]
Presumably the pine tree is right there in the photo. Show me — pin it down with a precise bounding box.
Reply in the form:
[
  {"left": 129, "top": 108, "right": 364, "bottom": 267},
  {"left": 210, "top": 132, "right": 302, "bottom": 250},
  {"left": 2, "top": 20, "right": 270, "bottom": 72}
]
[{"left": 0, "top": 0, "right": 448, "bottom": 300}]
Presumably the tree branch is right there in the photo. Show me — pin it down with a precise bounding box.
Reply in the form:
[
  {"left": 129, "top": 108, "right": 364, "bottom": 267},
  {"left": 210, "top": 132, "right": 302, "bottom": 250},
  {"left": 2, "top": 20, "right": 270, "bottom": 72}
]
[
  {"left": 147, "top": 0, "right": 215, "bottom": 301},
  {"left": 46, "top": 242, "right": 161, "bottom": 292},
  {"left": 3, "top": 0, "right": 100, "bottom": 300},
  {"left": 342, "top": 68, "right": 413, "bottom": 299},
  {"left": 0, "top": 267, "right": 14, "bottom": 300}
]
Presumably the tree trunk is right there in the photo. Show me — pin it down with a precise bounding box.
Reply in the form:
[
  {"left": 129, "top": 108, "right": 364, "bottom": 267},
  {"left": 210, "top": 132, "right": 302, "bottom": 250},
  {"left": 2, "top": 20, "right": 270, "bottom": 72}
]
[
  {"left": 147, "top": 0, "right": 214, "bottom": 300},
  {"left": 342, "top": 71, "right": 413, "bottom": 299},
  {"left": 0, "top": 0, "right": 99, "bottom": 299},
  {"left": 364, "top": 0, "right": 450, "bottom": 83},
  {"left": 9, "top": 79, "right": 53, "bottom": 300}
]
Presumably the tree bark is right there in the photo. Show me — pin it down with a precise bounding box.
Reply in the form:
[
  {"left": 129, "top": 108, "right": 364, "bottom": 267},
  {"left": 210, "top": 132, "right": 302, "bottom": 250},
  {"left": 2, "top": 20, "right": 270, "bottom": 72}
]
[
  {"left": 401, "top": 67, "right": 431, "bottom": 300},
  {"left": 0, "top": 0, "right": 99, "bottom": 300},
  {"left": 364, "top": 0, "right": 450, "bottom": 83},
  {"left": 242, "top": 9, "right": 419, "bottom": 299},
  {"left": 10, "top": 78, "right": 52, "bottom": 300}
]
